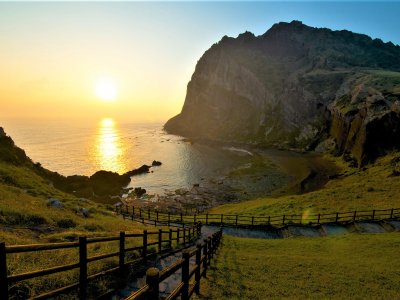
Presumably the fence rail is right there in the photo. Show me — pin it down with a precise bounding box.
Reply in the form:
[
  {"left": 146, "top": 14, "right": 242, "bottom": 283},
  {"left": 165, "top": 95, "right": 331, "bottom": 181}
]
[
  {"left": 0, "top": 223, "right": 202, "bottom": 299},
  {"left": 117, "top": 206, "right": 400, "bottom": 228},
  {"left": 126, "top": 229, "right": 223, "bottom": 300}
]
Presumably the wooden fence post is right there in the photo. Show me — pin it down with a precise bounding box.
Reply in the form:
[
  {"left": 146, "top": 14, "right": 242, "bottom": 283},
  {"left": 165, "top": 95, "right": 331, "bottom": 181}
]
[
  {"left": 143, "top": 230, "right": 148, "bottom": 263},
  {"left": 156, "top": 211, "right": 159, "bottom": 222},
  {"left": 119, "top": 231, "right": 126, "bottom": 275},
  {"left": 169, "top": 229, "right": 173, "bottom": 249},
  {"left": 132, "top": 206, "right": 135, "bottom": 216},
  {"left": 0, "top": 242, "right": 8, "bottom": 300},
  {"left": 251, "top": 216, "right": 254, "bottom": 226},
  {"left": 183, "top": 228, "right": 186, "bottom": 244},
  {"left": 197, "top": 222, "right": 202, "bottom": 236},
  {"left": 206, "top": 213, "right": 208, "bottom": 225},
  {"left": 390, "top": 208, "right": 394, "bottom": 219},
  {"left": 282, "top": 215, "right": 285, "bottom": 225},
  {"left": 188, "top": 227, "right": 191, "bottom": 242},
  {"left": 158, "top": 229, "right": 162, "bottom": 253},
  {"left": 177, "top": 228, "right": 180, "bottom": 244},
  {"left": 207, "top": 237, "right": 212, "bottom": 263},
  {"left": 146, "top": 267, "right": 160, "bottom": 300},
  {"left": 335, "top": 212, "right": 339, "bottom": 223},
  {"left": 353, "top": 211, "right": 357, "bottom": 221},
  {"left": 139, "top": 208, "right": 142, "bottom": 218},
  {"left": 79, "top": 237, "right": 87, "bottom": 300},
  {"left": 148, "top": 209, "right": 150, "bottom": 220},
  {"left": 372, "top": 210, "right": 376, "bottom": 220},
  {"left": 235, "top": 215, "right": 238, "bottom": 226},
  {"left": 268, "top": 216, "right": 271, "bottom": 225},
  {"left": 317, "top": 214, "right": 321, "bottom": 224},
  {"left": 195, "top": 243, "right": 202, "bottom": 294},
  {"left": 203, "top": 239, "right": 208, "bottom": 277},
  {"left": 180, "top": 213, "right": 183, "bottom": 224},
  {"left": 194, "top": 214, "right": 197, "bottom": 224},
  {"left": 220, "top": 214, "right": 223, "bottom": 225},
  {"left": 181, "top": 250, "right": 190, "bottom": 300}
]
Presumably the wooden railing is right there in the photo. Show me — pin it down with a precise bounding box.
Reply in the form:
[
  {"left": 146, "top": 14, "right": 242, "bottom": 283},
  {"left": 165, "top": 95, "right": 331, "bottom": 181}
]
[
  {"left": 126, "top": 229, "right": 223, "bottom": 300},
  {"left": 117, "top": 206, "right": 400, "bottom": 227},
  {"left": 0, "top": 223, "right": 202, "bottom": 299}
]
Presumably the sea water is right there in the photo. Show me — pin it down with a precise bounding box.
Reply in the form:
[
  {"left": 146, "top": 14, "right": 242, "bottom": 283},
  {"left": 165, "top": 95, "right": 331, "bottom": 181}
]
[{"left": 1, "top": 118, "right": 252, "bottom": 194}]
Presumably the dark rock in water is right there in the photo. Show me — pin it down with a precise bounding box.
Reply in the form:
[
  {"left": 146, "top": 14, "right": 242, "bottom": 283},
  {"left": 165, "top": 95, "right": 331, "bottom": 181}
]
[
  {"left": 133, "top": 187, "right": 146, "bottom": 197},
  {"left": 124, "top": 165, "right": 150, "bottom": 176},
  {"left": 165, "top": 20, "right": 400, "bottom": 165},
  {"left": 152, "top": 160, "right": 162, "bottom": 166}
]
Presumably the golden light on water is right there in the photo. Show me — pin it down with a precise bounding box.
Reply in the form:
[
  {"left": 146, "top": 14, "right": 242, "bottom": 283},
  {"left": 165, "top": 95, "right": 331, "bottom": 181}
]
[{"left": 96, "top": 118, "right": 123, "bottom": 173}]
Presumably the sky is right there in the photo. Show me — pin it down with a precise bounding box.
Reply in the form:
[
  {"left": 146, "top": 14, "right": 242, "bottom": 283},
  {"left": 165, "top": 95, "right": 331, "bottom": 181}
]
[{"left": 1, "top": 1, "right": 400, "bottom": 123}]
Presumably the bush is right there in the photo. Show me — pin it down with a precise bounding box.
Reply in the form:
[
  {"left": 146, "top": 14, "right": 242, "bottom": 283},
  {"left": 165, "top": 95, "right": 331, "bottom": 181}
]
[
  {"left": 56, "top": 219, "right": 76, "bottom": 229},
  {"left": 0, "top": 210, "right": 47, "bottom": 226}
]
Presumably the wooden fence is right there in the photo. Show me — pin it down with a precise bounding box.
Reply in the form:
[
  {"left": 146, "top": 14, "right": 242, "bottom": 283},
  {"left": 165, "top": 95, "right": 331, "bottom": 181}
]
[
  {"left": 0, "top": 223, "right": 202, "bottom": 299},
  {"left": 126, "top": 229, "right": 223, "bottom": 300},
  {"left": 117, "top": 206, "right": 400, "bottom": 227}
]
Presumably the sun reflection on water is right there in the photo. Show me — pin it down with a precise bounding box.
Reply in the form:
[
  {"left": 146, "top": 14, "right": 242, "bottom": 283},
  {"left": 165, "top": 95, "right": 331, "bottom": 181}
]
[{"left": 96, "top": 118, "right": 123, "bottom": 173}]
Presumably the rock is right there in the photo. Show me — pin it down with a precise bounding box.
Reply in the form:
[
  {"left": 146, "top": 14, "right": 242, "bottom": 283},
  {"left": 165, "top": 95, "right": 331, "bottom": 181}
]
[
  {"left": 133, "top": 187, "right": 146, "bottom": 197},
  {"left": 152, "top": 160, "right": 162, "bottom": 166},
  {"left": 165, "top": 21, "right": 400, "bottom": 164},
  {"left": 79, "top": 208, "right": 90, "bottom": 217},
  {"left": 124, "top": 165, "right": 150, "bottom": 176},
  {"left": 175, "top": 188, "right": 189, "bottom": 195},
  {"left": 193, "top": 183, "right": 200, "bottom": 187},
  {"left": 0, "top": 127, "right": 5, "bottom": 137},
  {"left": 47, "top": 198, "right": 64, "bottom": 208}
]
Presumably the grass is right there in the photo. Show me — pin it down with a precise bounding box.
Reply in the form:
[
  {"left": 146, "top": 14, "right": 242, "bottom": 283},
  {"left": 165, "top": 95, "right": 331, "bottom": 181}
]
[
  {"left": 0, "top": 161, "right": 149, "bottom": 244},
  {"left": 197, "top": 233, "right": 400, "bottom": 299},
  {"left": 0, "top": 160, "right": 167, "bottom": 298},
  {"left": 209, "top": 152, "right": 400, "bottom": 216}
]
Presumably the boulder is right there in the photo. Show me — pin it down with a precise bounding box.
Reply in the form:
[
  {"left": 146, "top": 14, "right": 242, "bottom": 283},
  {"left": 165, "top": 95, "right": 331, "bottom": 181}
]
[
  {"left": 47, "top": 198, "right": 64, "bottom": 209},
  {"left": 152, "top": 160, "right": 162, "bottom": 166}
]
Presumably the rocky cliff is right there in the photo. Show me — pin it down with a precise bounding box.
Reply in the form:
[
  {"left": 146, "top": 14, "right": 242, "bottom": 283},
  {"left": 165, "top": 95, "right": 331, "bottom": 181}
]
[{"left": 165, "top": 21, "right": 400, "bottom": 166}]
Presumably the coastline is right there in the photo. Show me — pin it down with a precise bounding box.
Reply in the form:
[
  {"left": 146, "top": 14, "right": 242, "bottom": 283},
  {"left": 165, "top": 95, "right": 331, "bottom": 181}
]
[{"left": 120, "top": 141, "right": 340, "bottom": 213}]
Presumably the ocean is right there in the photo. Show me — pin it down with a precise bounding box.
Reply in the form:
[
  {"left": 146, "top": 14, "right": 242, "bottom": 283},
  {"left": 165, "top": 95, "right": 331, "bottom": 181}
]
[{"left": 1, "top": 118, "right": 253, "bottom": 195}]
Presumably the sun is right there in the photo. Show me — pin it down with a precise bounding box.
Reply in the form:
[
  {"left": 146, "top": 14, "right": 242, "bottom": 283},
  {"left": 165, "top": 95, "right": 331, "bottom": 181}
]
[{"left": 94, "top": 78, "right": 117, "bottom": 101}]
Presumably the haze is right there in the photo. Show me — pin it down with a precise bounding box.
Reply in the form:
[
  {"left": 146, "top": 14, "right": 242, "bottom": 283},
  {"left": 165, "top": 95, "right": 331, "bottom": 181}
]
[{"left": 1, "top": 2, "right": 399, "bottom": 123}]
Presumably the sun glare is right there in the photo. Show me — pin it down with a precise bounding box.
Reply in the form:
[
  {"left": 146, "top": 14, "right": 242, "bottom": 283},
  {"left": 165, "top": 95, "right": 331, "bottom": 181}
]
[
  {"left": 94, "top": 78, "right": 117, "bottom": 101},
  {"left": 101, "top": 118, "right": 114, "bottom": 127}
]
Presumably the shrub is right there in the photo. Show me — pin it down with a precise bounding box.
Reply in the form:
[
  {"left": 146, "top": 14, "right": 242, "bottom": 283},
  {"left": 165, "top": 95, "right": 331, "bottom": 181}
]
[{"left": 56, "top": 219, "right": 76, "bottom": 229}]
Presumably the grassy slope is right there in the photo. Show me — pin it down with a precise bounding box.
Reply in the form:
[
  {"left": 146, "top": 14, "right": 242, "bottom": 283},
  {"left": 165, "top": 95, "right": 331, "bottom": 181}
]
[
  {"left": 0, "top": 161, "right": 160, "bottom": 298},
  {"left": 197, "top": 233, "right": 400, "bottom": 299},
  {"left": 210, "top": 152, "right": 400, "bottom": 216},
  {"left": 0, "top": 161, "right": 147, "bottom": 245}
]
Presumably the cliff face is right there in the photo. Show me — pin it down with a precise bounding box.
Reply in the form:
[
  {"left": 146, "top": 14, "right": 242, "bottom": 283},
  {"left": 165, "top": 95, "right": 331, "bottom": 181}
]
[{"left": 165, "top": 21, "right": 400, "bottom": 165}]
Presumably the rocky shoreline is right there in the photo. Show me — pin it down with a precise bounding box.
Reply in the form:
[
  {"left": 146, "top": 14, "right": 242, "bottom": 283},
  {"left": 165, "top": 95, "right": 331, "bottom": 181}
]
[{"left": 116, "top": 147, "right": 339, "bottom": 214}]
